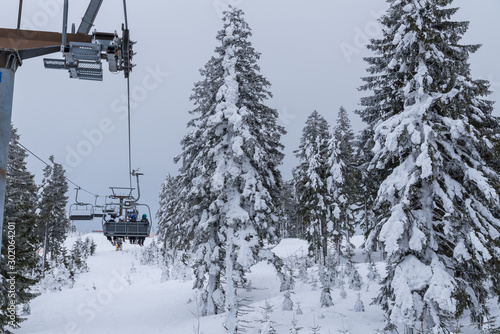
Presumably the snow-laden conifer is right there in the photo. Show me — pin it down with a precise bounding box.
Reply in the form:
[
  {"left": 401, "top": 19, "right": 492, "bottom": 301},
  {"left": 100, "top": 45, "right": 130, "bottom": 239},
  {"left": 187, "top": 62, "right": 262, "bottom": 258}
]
[
  {"left": 353, "top": 294, "right": 365, "bottom": 313},
  {"left": 0, "top": 126, "right": 41, "bottom": 333},
  {"left": 326, "top": 107, "right": 358, "bottom": 264},
  {"left": 295, "top": 302, "right": 303, "bottom": 315},
  {"left": 157, "top": 174, "right": 187, "bottom": 253},
  {"left": 356, "top": 128, "right": 380, "bottom": 246},
  {"left": 140, "top": 239, "right": 160, "bottom": 266},
  {"left": 173, "top": 7, "right": 285, "bottom": 328},
  {"left": 294, "top": 111, "right": 331, "bottom": 265},
  {"left": 70, "top": 238, "right": 89, "bottom": 274},
  {"left": 39, "top": 249, "right": 74, "bottom": 292},
  {"left": 282, "top": 291, "right": 294, "bottom": 311},
  {"left": 38, "top": 155, "right": 69, "bottom": 263},
  {"left": 359, "top": 0, "right": 500, "bottom": 332},
  {"left": 289, "top": 315, "right": 303, "bottom": 334},
  {"left": 281, "top": 180, "right": 302, "bottom": 238},
  {"left": 340, "top": 286, "right": 347, "bottom": 300},
  {"left": 258, "top": 301, "right": 277, "bottom": 334}
]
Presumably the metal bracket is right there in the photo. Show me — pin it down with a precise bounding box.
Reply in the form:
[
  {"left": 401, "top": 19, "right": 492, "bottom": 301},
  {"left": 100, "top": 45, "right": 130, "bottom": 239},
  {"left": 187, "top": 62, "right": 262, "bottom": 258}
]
[
  {"left": 44, "top": 42, "right": 103, "bottom": 80},
  {"left": 43, "top": 30, "right": 133, "bottom": 81},
  {"left": 0, "top": 51, "right": 21, "bottom": 71},
  {"left": 42, "top": 0, "right": 133, "bottom": 81}
]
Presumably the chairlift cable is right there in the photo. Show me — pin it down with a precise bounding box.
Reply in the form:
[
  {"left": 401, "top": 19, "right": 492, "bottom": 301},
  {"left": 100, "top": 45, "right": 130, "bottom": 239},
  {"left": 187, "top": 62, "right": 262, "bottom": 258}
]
[
  {"left": 123, "top": 0, "right": 129, "bottom": 30},
  {"left": 15, "top": 140, "right": 99, "bottom": 197},
  {"left": 17, "top": 0, "right": 23, "bottom": 30},
  {"left": 123, "top": 0, "right": 132, "bottom": 189}
]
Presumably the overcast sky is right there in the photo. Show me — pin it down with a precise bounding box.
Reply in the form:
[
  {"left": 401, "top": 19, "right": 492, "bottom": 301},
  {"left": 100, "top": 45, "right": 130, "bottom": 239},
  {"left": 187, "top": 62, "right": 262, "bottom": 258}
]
[{"left": 1, "top": 0, "right": 499, "bottom": 229}]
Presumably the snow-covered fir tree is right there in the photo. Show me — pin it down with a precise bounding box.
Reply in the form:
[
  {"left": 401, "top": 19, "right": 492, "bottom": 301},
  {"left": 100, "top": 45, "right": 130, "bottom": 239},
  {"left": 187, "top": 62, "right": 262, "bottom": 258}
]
[
  {"left": 279, "top": 265, "right": 295, "bottom": 292},
  {"left": 140, "top": 239, "right": 160, "bottom": 266},
  {"left": 340, "top": 286, "right": 347, "bottom": 300},
  {"left": 294, "top": 110, "right": 331, "bottom": 265},
  {"left": 156, "top": 173, "right": 173, "bottom": 249},
  {"left": 356, "top": 128, "right": 380, "bottom": 249},
  {"left": 320, "top": 282, "right": 334, "bottom": 308},
  {"left": 172, "top": 7, "right": 285, "bottom": 331},
  {"left": 280, "top": 180, "right": 302, "bottom": 238},
  {"left": 295, "top": 111, "right": 344, "bottom": 308},
  {"left": 156, "top": 174, "right": 194, "bottom": 283},
  {"left": 359, "top": 0, "right": 500, "bottom": 332},
  {"left": 38, "top": 155, "right": 69, "bottom": 264},
  {"left": 70, "top": 238, "right": 89, "bottom": 274},
  {"left": 156, "top": 174, "right": 187, "bottom": 252},
  {"left": 39, "top": 248, "right": 75, "bottom": 292},
  {"left": 326, "top": 107, "right": 358, "bottom": 264},
  {"left": 295, "top": 302, "right": 303, "bottom": 315},
  {"left": 289, "top": 315, "right": 303, "bottom": 334},
  {"left": 282, "top": 291, "right": 294, "bottom": 311},
  {"left": 83, "top": 237, "right": 96, "bottom": 257},
  {"left": 258, "top": 301, "right": 277, "bottom": 334},
  {"left": 353, "top": 293, "right": 365, "bottom": 313},
  {"left": 346, "top": 263, "right": 362, "bottom": 292},
  {"left": 0, "top": 126, "right": 41, "bottom": 333}
]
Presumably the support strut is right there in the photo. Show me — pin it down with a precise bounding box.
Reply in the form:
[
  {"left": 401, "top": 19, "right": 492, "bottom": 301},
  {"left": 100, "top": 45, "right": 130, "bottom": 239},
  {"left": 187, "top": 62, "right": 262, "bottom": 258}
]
[{"left": 0, "top": 51, "right": 20, "bottom": 254}]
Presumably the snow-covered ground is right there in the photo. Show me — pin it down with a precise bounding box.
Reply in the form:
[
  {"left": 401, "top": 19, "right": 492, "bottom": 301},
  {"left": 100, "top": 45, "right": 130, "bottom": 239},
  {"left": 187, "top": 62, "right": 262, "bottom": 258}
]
[{"left": 13, "top": 234, "right": 499, "bottom": 334}]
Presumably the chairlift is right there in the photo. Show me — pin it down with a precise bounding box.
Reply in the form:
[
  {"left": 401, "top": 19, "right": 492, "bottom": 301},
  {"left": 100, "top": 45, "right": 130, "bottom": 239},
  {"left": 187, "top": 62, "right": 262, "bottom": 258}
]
[
  {"left": 102, "top": 202, "right": 152, "bottom": 238},
  {"left": 92, "top": 195, "right": 105, "bottom": 218},
  {"left": 69, "top": 187, "right": 94, "bottom": 221},
  {"left": 102, "top": 171, "right": 152, "bottom": 249}
]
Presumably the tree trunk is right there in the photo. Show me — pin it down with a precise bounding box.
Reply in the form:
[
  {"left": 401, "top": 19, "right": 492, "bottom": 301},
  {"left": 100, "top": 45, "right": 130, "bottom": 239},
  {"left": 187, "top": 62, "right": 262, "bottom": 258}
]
[
  {"left": 42, "top": 220, "right": 49, "bottom": 277},
  {"left": 321, "top": 219, "right": 328, "bottom": 266},
  {"left": 225, "top": 227, "right": 238, "bottom": 333},
  {"left": 206, "top": 271, "right": 221, "bottom": 316}
]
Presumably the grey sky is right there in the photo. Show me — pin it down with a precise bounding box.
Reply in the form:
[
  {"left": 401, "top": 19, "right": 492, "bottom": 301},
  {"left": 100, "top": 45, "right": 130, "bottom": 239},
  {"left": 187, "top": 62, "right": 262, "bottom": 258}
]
[{"left": 1, "top": 0, "right": 499, "bottom": 230}]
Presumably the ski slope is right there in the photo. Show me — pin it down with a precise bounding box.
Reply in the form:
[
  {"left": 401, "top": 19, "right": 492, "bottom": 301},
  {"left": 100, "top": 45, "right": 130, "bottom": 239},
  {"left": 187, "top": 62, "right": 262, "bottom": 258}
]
[{"left": 13, "top": 234, "right": 499, "bottom": 334}]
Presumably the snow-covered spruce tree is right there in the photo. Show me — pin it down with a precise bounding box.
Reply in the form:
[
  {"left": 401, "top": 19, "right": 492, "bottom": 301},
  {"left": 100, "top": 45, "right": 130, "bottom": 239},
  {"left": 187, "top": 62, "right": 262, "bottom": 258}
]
[
  {"left": 140, "top": 239, "right": 160, "bottom": 266},
  {"left": 326, "top": 107, "right": 359, "bottom": 264},
  {"left": 174, "top": 7, "right": 285, "bottom": 329},
  {"left": 38, "top": 155, "right": 69, "bottom": 263},
  {"left": 281, "top": 180, "right": 302, "bottom": 238},
  {"left": 84, "top": 237, "right": 96, "bottom": 256},
  {"left": 356, "top": 127, "right": 382, "bottom": 254},
  {"left": 294, "top": 111, "right": 337, "bottom": 308},
  {"left": 39, "top": 248, "right": 75, "bottom": 292},
  {"left": 359, "top": 0, "right": 500, "bottom": 332},
  {"left": 156, "top": 173, "right": 187, "bottom": 252},
  {"left": 294, "top": 110, "right": 331, "bottom": 265},
  {"left": 156, "top": 173, "right": 194, "bottom": 281},
  {"left": 69, "top": 238, "right": 88, "bottom": 274},
  {"left": 156, "top": 173, "right": 172, "bottom": 249},
  {"left": 319, "top": 264, "right": 334, "bottom": 308},
  {"left": 0, "top": 126, "right": 41, "bottom": 333},
  {"left": 258, "top": 301, "right": 277, "bottom": 334},
  {"left": 282, "top": 291, "right": 294, "bottom": 311},
  {"left": 353, "top": 293, "right": 365, "bottom": 313}
]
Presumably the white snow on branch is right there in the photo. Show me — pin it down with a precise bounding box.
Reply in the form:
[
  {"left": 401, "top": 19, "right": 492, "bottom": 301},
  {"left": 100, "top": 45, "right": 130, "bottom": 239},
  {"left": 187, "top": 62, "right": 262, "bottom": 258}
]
[{"left": 379, "top": 204, "right": 406, "bottom": 256}]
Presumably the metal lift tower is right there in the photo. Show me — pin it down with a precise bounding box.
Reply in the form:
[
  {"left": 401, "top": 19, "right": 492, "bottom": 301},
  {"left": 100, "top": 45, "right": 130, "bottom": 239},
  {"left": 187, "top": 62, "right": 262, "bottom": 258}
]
[{"left": 0, "top": 0, "right": 134, "bottom": 253}]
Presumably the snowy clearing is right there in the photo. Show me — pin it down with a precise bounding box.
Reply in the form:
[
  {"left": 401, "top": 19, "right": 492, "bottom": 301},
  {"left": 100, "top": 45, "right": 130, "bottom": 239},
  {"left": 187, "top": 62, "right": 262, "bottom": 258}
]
[{"left": 13, "top": 233, "right": 499, "bottom": 334}]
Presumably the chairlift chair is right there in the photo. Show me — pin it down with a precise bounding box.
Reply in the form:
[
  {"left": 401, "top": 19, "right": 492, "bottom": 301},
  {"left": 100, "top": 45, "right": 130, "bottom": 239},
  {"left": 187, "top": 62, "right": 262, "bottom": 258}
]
[
  {"left": 69, "top": 203, "right": 94, "bottom": 220},
  {"left": 92, "top": 195, "right": 104, "bottom": 218},
  {"left": 102, "top": 172, "right": 152, "bottom": 246},
  {"left": 102, "top": 203, "right": 152, "bottom": 239},
  {"left": 68, "top": 187, "right": 94, "bottom": 221}
]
